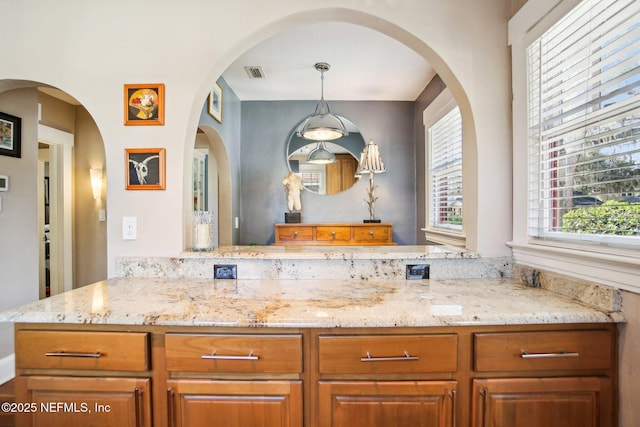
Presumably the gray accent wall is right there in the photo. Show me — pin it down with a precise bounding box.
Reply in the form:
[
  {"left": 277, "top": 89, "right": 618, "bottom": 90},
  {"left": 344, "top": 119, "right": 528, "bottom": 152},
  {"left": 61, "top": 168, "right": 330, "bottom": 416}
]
[{"left": 239, "top": 100, "right": 416, "bottom": 245}]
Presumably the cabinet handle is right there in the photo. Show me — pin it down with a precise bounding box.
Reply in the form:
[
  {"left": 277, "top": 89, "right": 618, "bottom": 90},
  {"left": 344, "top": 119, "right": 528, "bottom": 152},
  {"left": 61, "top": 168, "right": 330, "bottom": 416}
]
[
  {"left": 331, "top": 231, "right": 336, "bottom": 236},
  {"left": 293, "top": 231, "right": 298, "bottom": 237},
  {"left": 369, "top": 231, "right": 374, "bottom": 236},
  {"left": 201, "top": 351, "right": 259, "bottom": 361},
  {"left": 134, "top": 387, "right": 142, "bottom": 427},
  {"left": 167, "top": 388, "right": 175, "bottom": 427},
  {"left": 449, "top": 390, "right": 457, "bottom": 427},
  {"left": 360, "top": 351, "right": 419, "bottom": 362},
  {"left": 520, "top": 350, "right": 579, "bottom": 359},
  {"left": 45, "top": 351, "right": 101, "bottom": 358},
  {"left": 480, "top": 387, "right": 489, "bottom": 427}
]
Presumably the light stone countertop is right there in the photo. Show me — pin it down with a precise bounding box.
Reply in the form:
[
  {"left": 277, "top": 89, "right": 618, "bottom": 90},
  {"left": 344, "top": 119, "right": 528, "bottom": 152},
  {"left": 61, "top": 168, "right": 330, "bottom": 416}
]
[{"left": 0, "top": 277, "right": 624, "bottom": 328}]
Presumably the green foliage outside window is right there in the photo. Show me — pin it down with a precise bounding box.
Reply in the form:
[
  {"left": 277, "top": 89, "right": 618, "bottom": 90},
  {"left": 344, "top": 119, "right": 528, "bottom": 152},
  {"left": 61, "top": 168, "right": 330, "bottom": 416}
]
[{"left": 562, "top": 201, "right": 640, "bottom": 235}]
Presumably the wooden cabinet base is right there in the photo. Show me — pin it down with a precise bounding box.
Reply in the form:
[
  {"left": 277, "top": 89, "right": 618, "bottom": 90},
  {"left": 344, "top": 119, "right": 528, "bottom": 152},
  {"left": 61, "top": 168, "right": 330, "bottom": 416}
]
[{"left": 274, "top": 223, "right": 395, "bottom": 245}]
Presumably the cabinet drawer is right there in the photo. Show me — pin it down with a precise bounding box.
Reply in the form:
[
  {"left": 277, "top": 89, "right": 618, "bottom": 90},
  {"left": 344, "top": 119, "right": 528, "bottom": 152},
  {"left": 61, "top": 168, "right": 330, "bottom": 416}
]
[
  {"left": 353, "top": 226, "right": 390, "bottom": 242},
  {"left": 277, "top": 227, "right": 313, "bottom": 241},
  {"left": 166, "top": 334, "right": 302, "bottom": 373},
  {"left": 319, "top": 334, "right": 457, "bottom": 374},
  {"left": 316, "top": 226, "right": 350, "bottom": 242},
  {"left": 474, "top": 330, "right": 613, "bottom": 372},
  {"left": 15, "top": 330, "right": 149, "bottom": 371}
]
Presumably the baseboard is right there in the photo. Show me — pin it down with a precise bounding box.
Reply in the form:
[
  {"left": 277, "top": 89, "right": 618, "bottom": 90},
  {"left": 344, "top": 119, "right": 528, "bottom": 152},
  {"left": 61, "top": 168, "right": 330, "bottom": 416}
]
[{"left": 0, "top": 354, "right": 15, "bottom": 385}]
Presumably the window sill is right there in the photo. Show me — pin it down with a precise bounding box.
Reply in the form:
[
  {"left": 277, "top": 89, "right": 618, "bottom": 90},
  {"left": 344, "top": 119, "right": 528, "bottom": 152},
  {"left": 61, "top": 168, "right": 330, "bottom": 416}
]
[
  {"left": 508, "top": 239, "right": 640, "bottom": 294},
  {"left": 421, "top": 228, "right": 466, "bottom": 247}
]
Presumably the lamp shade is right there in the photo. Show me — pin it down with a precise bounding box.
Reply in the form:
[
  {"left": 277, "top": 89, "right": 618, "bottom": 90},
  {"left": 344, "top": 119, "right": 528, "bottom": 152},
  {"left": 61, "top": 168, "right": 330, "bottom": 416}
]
[
  {"left": 306, "top": 141, "right": 337, "bottom": 164},
  {"left": 90, "top": 168, "right": 103, "bottom": 200},
  {"left": 356, "top": 139, "right": 386, "bottom": 175}
]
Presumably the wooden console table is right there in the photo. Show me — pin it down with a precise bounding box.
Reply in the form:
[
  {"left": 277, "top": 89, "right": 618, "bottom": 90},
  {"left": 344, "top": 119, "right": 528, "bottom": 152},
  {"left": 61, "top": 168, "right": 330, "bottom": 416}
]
[{"left": 274, "top": 222, "right": 395, "bottom": 245}]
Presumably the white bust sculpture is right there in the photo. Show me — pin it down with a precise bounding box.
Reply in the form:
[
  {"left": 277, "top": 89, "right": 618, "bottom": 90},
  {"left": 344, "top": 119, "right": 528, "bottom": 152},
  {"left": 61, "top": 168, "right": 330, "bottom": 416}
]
[{"left": 282, "top": 172, "right": 304, "bottom": 212}]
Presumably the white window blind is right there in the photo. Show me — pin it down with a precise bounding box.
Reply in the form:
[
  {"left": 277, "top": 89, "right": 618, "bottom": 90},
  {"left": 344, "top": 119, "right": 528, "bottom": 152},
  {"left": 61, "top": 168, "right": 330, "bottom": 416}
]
[
  {"left": 528, "top": 0, "right": 640, "bottom": 243},
  {"left": 429, "top": 106, "right": 463, "bottom": 231}
]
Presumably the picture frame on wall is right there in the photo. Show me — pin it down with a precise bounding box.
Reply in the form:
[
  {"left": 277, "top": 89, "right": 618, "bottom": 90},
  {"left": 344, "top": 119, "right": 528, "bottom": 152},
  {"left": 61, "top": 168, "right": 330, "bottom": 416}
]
[
  {"left": 124, "top": 83, "right": 165, "bottom": 126},
  {"left": 208, "top": 82, "right": 223, "bottom": 123},
  {"left": 0, "top": 112, "right": 22, "bottom": 158},
  {"left": 0, "top": 175, "right": 8, "bottom": 191},
  {"left": 125, "top": 148, "right": 166, "bottom": 190}
]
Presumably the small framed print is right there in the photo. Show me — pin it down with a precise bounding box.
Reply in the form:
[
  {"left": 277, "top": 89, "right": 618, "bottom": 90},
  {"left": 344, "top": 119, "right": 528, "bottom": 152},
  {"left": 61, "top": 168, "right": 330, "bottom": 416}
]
[
  {"left": 124, "top": 83, "right": 165, "bottom": 126},
  {"left": 0, "top": 112, "right": 21, "bottom": 158},
  {"left": 125, "top": 148, "right": 166, "bottom": 190},
  {"left": 0, "top": 175, "right": 8, "bottom": 191},
  {"left": 208, "top": 82, "right": 223, "bottom": 123}
]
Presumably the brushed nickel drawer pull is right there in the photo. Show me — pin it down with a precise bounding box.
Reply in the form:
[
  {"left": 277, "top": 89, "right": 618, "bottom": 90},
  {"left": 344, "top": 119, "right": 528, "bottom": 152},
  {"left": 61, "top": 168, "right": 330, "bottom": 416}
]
[
  {"left": 520, "top": 350, "right": 579, "bottom": 359},
  {"left": 45, "top": 351, "right": 102, "bottom": 358},
  {"left": 293, "top": 231, "right": 298, "bottom": 237},
  {"left": 369, "top": 231, "right": 374, "bottom": 236},
  {"left": 360, "top": 351, "right": 419, "bottom": 362},
  {"left": 201, "top": 351, "right": 259, "bottom": 361}
]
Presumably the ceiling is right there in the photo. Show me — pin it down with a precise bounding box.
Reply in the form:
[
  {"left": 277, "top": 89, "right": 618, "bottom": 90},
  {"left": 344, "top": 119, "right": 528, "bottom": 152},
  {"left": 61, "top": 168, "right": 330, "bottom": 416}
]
[
  {"left": 36, "top": 22, "right": 434, "bottom": 106},
  {"left": 222, "top": 21, "right": 435, "bottom": 101}
]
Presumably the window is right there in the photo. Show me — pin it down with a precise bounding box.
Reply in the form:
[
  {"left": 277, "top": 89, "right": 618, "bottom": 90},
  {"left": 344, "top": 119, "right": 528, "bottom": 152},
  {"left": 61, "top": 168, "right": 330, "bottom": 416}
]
[
  {"left": 427, "top": 101, "right": 463, "bottom": 236},
  {"left": 527, "top": 0, "right": 640, "bottom": 246}
]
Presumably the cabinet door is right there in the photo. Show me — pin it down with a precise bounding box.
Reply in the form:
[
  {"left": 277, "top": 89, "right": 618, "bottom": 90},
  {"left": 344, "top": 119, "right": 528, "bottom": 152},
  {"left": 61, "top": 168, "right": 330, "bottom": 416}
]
[
  {"left": 318, "top": 381, "right": 457, "bottom": 427},
  {"left": 167, "top": 379, "right": 302, "bottom": 427},
  {"left": 17, "top": 376, "right": 151, "bottom": 427},
  {"left": 472, "top": 377, "right": 612, "bottom": 427}
]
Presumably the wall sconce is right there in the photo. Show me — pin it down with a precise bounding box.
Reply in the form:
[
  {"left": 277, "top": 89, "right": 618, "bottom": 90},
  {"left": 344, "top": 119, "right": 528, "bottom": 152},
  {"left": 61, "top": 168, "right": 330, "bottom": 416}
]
[
  {"left": 356, "top": 140, "right": 386, "bottom": 223},
  {"left": 90, "top": 168, "right": 103, "bottom": 200}
]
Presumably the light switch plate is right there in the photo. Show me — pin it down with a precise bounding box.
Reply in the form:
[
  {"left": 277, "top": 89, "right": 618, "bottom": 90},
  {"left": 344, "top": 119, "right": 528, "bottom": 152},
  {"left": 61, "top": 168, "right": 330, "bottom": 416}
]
[
  {"left": 122, "top": 217, "right": 137, "bottom": 240},
  {"left": 98, "top": 210, "right": 106, "bottom": 222}
]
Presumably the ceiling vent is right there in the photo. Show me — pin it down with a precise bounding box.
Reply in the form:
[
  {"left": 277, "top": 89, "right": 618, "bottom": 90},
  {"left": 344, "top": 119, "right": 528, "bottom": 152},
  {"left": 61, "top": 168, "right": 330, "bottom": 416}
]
[{"left": 244, "top": 66, "right": 265, "bottom": 79}]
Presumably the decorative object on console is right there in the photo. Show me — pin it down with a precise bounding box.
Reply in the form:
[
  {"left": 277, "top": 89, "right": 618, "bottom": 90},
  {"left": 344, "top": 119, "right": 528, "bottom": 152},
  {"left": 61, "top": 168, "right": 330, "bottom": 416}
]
[
  {"left": 296, "top": 62, "right": 348, "bottom": 141},
  {"left": 208, "top": 82, "right": 223, "bottom": 123},
  {"left": 192, "top": 211, "right": 215, "bottom": 251},
  {"left": 124, "top": 83, "right": 165, "bottom": 126},
  {"left": 282, "top": 171, "right": 304, "bottom": 223},
  {"left": 0, "top": 111, "right": 21, "bottom": 158},
  {"left": 125, "top": 148, "right": 166, "bottom": 190},
  {"left": 306, "top": 141, "right": 336, "bottom": 164},
  {"left": 356, "top": 139, "right": 386, "bottom": 223},
  {"left": 89, "top": 168, "right": 103, "bottom": 200}
]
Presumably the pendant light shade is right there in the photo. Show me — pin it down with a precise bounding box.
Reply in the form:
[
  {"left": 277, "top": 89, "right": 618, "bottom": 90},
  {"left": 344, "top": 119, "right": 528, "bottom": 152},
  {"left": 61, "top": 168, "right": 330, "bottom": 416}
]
[
  {"left": 297, "top": 62, "right": 348, "bottom": 141},
  {"left": 306, "top": 141, "right": 337, "bottom": 164}
]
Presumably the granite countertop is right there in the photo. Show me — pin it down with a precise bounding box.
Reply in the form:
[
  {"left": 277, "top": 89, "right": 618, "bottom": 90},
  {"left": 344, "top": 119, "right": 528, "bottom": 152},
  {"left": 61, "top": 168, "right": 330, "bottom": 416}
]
[{"left": 0, "top": 277, "right": 623, "bottom": 328}]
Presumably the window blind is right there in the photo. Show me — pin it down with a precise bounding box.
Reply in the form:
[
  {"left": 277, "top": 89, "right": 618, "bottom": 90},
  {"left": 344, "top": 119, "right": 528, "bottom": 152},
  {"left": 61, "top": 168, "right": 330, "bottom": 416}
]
[
  {"left": 429, "top": 106, "right": 463, "bottom": 231},
  {"left": 528, "top": 0, "right": 640, "bottom": 241}
]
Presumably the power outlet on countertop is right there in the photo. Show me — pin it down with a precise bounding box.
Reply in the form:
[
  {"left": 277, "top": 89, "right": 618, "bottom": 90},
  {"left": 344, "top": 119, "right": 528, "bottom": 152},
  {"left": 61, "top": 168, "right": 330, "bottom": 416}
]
[
  {"left": 214, "top": 264, "right": 237, "bottom": 279},
  {"left": 406, "top": 264, "right": 429, "bottom": 280}
]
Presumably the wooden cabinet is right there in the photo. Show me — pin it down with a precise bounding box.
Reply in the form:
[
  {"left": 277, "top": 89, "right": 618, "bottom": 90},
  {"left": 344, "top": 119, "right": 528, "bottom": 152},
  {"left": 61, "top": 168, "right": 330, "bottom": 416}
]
[
  {"left": 318, "top": 381, "right": 456, "bottom": 427},
  {"left": 166, "top": 333, "right": 303, "bottom": 427},
  {"left": 18, "top": 376, "right": 151, "bottom": 427},
  {"left": 12, "top": 323, "right": 617, "bottom": 427},
  {"left": 317, "top": 333, "right": 458, "bottom": 427},
  {"left": 14, "top": 329, "right": 151, "bottom": 427},
  {"left": 471, "top": 329, "right": 615, "bottom": 427},
  {"left": 471, "top": 377, "right": 611, "bottom": 427},
  {"left": 167, "top": 380, "right": 302, "bottom": 427},
  {"left": 274, "top": 223, "right": 395, "bottom": 245},
  {"left": 326, "top": 154, "right": 359, "bottom": 195}
]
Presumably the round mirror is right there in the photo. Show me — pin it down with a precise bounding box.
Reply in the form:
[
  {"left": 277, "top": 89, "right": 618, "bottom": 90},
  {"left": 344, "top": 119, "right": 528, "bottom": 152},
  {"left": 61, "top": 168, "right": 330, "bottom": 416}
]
[{"left": 286, "top": 116, "right": 365, "bottom": 195}]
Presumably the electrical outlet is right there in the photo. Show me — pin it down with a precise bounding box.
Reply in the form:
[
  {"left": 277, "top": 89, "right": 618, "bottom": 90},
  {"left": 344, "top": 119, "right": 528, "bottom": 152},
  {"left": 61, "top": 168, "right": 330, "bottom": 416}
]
[
  {"left": 406, "top": 264, "right": 429, "bottom": 280},
  {"left": 214, "top": 264, "right": 237, "bottom": 279}
]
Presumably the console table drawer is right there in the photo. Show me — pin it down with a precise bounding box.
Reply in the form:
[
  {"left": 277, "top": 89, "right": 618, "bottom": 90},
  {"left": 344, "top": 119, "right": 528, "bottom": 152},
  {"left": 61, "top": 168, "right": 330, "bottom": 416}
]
[
  {"left": 319, "top": 334, "right": 457, "bottom": 374},
  {"left": 276, "top": 226, "right": 313, "bottom": 242},
  {"left": 474, "top": 330, "right": 613, "bottom": 372},
  {"left": 166, "top": 334, "right": 303, "bottom": 373},
  {"left": 15, "top": 330, "right": 149, "bottom": 371},
  {"left": 316, "top": 226, "right": 351, "bottom": 242},
  {"left": 353, "top": 226, "right": 390, "bottom": 242}
]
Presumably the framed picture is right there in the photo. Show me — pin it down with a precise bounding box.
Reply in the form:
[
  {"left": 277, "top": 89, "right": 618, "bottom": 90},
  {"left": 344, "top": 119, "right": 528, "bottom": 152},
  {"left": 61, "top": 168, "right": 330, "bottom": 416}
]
[
  {"left": 124, "top": 83, "right": 165, "bottom": 126},
  {"left": 125, "top": 148, "right": 166, "bottom": 190},
  {"left": 0, "top": 112, "right": 21, "bottom": 158},
  {"left": 0, "top": 175, "right": 8, "bottom": 191},
  {"left": 208, "top": 82, "right": 223, "bottom": 123}
]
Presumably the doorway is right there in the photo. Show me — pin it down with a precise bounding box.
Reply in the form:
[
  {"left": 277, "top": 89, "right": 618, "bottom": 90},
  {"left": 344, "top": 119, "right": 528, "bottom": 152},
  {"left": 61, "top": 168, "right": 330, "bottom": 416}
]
[{"left": 37, "top": 125, "right": 74, "bottom": 298}]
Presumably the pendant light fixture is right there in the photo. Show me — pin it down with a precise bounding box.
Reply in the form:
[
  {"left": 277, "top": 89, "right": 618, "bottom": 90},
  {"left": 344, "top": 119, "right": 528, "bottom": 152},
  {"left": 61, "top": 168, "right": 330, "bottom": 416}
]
[
  {"left": 297, "top": 62, "right": 348, "bottom": 141},
  {"left": 306, "top": 141, "right": 337, "bottom": 164}
]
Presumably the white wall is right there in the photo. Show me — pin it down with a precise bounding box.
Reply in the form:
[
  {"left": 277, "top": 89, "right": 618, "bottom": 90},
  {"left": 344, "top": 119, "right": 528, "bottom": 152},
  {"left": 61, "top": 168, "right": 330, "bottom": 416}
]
[{"left": 0, "top": 0, "right": 514, "bottom": 277}]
